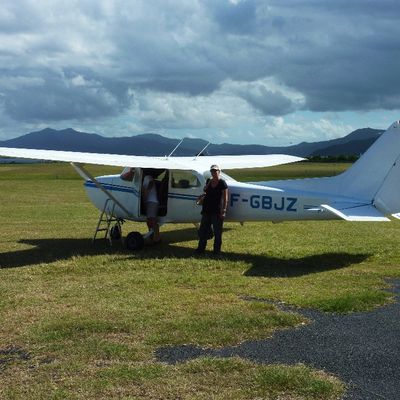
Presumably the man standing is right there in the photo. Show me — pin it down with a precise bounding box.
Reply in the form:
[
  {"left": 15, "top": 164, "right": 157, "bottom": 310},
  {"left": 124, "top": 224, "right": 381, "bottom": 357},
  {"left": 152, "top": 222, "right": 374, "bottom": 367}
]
[{"left": 196, "top": 164, "right": 228, "bottom": 255}]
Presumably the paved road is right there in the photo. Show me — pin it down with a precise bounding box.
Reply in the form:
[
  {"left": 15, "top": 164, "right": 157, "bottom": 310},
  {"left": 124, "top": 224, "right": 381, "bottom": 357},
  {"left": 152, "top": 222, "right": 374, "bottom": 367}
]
[{"left": 156, "top": 281, "right": 400, "bottom": 399}]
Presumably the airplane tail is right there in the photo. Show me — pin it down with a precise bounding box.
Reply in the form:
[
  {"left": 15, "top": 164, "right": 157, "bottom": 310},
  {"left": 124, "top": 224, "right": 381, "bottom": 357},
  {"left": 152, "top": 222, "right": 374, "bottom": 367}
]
[
  {"left": 335, "top": 120, "right": 400, "bottom": 216},
  {"left": 259, "top": 120, "right": 400, "bottom": 221}
]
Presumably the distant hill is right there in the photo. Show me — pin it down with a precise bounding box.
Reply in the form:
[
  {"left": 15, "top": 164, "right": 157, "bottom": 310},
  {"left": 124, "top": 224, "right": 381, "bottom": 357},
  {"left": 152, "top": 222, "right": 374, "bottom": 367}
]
[{"left": 0, "top": 127, "right": 384, "bottom": 158}]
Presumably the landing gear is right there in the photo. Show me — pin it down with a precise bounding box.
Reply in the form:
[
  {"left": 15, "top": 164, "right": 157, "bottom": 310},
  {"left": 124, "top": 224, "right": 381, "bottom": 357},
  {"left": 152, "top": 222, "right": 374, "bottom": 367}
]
[
  {"left": 125, "top": 231, "right": 145, "bottom": 251},
  {"left": 93, "top": 201, "right": 146, "bottom": 251},
  {"left": 109, "top": 223, "right": 145, "bottom": 251}
]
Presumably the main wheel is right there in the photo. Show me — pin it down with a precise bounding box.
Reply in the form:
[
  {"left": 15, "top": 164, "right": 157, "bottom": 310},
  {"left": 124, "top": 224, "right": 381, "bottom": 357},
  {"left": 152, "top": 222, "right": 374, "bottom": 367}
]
[
  {"left": 126, "top": 231, "right": 145, "bottom": 251},
  {"left": 110, "top": 224, "right": 122, "bottom": 240}
]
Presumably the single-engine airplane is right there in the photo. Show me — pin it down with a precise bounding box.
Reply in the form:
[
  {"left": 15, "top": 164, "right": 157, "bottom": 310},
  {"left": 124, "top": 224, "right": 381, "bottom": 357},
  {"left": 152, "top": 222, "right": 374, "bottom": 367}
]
[{"left": 1, "top": 120, "right": 400, "bottom": 251}]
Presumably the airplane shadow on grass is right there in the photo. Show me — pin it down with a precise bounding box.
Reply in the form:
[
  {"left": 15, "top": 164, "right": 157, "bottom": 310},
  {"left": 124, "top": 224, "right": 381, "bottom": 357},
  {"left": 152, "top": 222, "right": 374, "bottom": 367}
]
[{"left": 0, "top": 227, "right": 370, "bottom": 277}]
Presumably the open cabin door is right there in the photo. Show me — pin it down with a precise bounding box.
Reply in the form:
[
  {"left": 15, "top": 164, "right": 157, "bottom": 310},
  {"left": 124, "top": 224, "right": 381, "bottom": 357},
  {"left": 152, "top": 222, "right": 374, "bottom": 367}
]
[
  {"left": 122, "top": 167, "right": 203, "bottom": 222},
  {"left": 138, "top": 168, "right": 169, "bottom": 218},
  {"left": 167, "top": 170, "right": 204, "bottom": 222}
]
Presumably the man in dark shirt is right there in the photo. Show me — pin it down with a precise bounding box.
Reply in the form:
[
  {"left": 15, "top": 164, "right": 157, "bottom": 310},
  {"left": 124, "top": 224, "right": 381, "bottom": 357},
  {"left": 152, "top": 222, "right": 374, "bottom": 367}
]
[{"left": 196, "top": 164, "right": 228, "bottom": 255}]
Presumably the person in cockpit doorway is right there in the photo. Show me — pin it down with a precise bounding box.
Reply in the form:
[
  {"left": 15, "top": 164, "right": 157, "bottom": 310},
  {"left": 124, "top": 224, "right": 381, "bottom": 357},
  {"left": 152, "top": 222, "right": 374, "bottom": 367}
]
[{"left": 142, "top": 172, "right": 161, "bottom": 244}]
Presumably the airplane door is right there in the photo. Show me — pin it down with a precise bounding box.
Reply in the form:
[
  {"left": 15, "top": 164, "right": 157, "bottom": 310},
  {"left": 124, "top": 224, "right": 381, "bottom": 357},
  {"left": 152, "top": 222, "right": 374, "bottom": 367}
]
[
  {"left": 138, "top": 169, "right": 169, "bottom": 219},
  {"left": 168, "top": 170, "right": 203, "bottom": 222}
]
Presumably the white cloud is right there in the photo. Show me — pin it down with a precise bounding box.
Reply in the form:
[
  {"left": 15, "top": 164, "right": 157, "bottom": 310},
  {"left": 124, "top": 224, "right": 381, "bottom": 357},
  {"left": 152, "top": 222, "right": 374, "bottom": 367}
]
[
  {"left": 130, "top": 87, "right": 252, "bottom": 130},
  {"left": 262, "top": 116, "right": 354, "bottom": 145}
]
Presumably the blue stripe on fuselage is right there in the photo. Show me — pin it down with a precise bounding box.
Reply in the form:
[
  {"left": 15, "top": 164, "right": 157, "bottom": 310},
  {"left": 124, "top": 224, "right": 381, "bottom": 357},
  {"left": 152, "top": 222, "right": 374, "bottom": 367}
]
[
  {"left": 84, "top": 181, "right": 197, "bottom": 201},
  {"left": 84, "top": 181, "right": 139, "bottom": 196},
  {"left": 168, "top": 193, "right": 198, "bottom": 201}
]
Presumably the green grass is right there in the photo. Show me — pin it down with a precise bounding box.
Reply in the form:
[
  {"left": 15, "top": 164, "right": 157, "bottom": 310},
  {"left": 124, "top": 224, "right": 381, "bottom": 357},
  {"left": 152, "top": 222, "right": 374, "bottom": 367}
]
[{"left": 1, "top": 162, "right": 400, "bottom": 399}]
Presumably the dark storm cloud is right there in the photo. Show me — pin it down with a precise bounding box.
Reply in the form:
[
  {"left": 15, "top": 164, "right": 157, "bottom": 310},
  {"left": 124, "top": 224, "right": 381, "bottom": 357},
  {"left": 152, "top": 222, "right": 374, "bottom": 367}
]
[
  {"left": 1, "top": 0, "right": 400, "bottom": 126},
  {"left": 234, "top": 83, "right": 297, "bottom": 116},
  {"left": 0, "top": 1, "right": 43, "bottom": 34},
  {"left": 0, "top": 69, "right": 131, "bottom": 122},
  {"left": 135, "top": 77, "right": 223, "bottom": 97},
  {"left": 280, "top": 30, "right": 400, "bottom": 111},
  {"left": 256, "top": 0, "right": 400, "bottom": 112},
  {"left": 206, "top": 0, "right": 257, "bottom": 35},
  {"left": 286, "top": 0, "right": 400, "bottom": 17}
]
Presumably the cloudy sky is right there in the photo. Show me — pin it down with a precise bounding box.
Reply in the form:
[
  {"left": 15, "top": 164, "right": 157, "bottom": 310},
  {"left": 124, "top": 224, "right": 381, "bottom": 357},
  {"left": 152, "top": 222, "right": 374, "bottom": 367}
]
[{"left": 1, "top": 0, "right": 400, "bottom": 145}]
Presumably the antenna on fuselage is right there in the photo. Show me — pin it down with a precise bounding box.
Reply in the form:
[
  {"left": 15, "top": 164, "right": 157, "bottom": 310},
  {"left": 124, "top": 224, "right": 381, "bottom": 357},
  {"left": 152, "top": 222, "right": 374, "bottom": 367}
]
[
  {"left": 166, "top": 138, "right": 185, "bottom": 158},
  {"left": 194, "top": 142, "right": 211, "bottom": 159}
]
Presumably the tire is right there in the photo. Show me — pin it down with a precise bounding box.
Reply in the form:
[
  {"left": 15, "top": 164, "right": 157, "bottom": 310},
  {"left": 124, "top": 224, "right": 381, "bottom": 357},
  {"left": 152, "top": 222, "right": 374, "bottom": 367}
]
[
  {"left": 126, "top": 231, "right": 144, "bottom": 251},
  {"left": 110, "top": 224, "right": 122, "bottom": 240}
]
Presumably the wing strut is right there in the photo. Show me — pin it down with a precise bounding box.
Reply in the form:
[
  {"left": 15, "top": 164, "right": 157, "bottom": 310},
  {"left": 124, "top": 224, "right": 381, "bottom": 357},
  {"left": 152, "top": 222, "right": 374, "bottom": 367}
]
[
  {"left": 167, "top": 138, "right": 184, "bottom": 158},
  {"left": 71, "top": 162, "right": 132, "bottom": 217},
  {"left": 195, "top": 142, "right": 211, "bottom": 158}
]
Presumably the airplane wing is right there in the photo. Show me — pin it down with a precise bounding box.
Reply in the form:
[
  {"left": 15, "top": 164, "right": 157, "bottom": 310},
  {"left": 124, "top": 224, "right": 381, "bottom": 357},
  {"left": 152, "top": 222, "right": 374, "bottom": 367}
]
[
  {"left": 0, "top": 147, "right": 304, "bottom": 172},
  {"left": 180, "top": 154, "right": 305, "bottom": 170}
]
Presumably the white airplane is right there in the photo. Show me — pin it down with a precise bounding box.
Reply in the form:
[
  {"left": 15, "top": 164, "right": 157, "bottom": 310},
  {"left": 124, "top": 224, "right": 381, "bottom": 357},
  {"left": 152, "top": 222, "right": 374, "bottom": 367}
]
[{"left": 1, "top": 120, "right": 400, "bottom": 251}]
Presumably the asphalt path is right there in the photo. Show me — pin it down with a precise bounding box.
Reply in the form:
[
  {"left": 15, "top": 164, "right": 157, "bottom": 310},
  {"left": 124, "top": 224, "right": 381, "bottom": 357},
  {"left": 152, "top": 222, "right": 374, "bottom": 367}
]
[{"left": 156, "top": 280, "right": 400, "bottom": 400}]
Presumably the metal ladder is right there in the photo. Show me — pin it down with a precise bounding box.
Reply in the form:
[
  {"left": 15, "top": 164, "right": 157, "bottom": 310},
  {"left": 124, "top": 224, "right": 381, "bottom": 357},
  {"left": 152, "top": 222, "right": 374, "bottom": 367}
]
[{"left": 93, "top": 198, "right": 123, "bottom": 245}]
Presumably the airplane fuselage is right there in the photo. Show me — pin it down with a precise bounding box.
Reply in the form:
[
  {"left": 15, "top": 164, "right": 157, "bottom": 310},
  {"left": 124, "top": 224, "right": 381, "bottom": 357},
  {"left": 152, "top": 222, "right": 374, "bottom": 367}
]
[{"left": 84, "top": 169, "right": 342, "bottom": 224}]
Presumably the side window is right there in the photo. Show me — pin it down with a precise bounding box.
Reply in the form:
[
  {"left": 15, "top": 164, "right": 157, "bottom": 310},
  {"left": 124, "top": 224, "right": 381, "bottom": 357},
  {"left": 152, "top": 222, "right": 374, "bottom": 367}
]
[
  {"left": 120, "top": 167, "right": 135, "bottom": 181},
  {"left": 171, "top": 171, "right": 201, "bottom": 189}
]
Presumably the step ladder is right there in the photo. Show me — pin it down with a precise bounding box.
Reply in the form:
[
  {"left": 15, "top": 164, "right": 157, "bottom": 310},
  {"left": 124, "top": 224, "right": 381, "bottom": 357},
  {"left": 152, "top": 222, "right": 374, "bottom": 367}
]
[{"left": 93, "top": 198, "right": 123, "bottom": 245}]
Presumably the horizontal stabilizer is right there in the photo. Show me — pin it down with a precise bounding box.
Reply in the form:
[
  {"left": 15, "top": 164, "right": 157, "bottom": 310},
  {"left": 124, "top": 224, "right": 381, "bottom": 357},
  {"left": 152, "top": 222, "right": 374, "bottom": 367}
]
[{"left": 321, "top": 203, "right": 390, "bottom": 222}]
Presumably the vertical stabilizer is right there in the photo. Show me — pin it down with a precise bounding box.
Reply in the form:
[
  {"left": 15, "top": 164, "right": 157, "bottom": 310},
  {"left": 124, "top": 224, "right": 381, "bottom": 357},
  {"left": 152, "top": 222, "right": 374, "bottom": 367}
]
[{"left": 336, "top": 121, "right": 400, "bottom": 213}]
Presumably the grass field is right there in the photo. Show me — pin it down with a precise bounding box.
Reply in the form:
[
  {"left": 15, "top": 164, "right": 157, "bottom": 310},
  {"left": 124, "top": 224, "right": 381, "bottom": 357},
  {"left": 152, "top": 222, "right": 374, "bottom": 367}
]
[{"left": 1, "top": 162, "right": 400, "bottom": 399}]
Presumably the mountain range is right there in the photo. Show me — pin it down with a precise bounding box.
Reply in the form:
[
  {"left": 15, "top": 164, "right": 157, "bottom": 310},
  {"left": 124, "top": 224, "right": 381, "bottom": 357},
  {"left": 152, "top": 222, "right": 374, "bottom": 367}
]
[{"left": 0, "top": 126, "right": 384, "bottom": 158}]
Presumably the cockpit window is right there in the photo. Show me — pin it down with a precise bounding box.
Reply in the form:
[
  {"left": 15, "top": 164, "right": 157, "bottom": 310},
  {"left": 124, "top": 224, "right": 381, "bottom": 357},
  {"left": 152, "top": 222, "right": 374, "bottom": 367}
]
[{"left": 171, "top": 171, "right": 200, "bottom": 188}]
